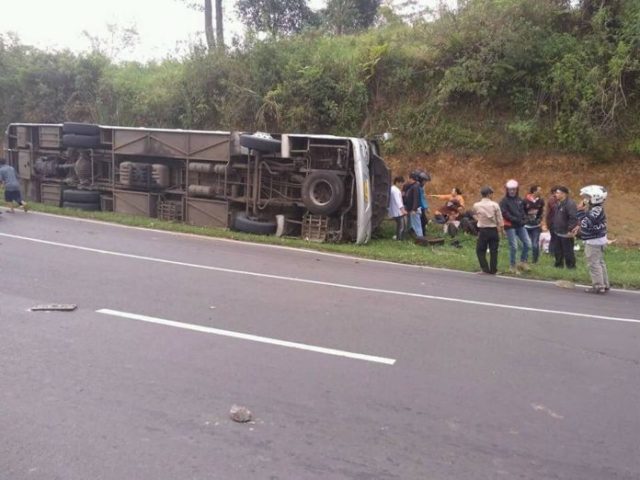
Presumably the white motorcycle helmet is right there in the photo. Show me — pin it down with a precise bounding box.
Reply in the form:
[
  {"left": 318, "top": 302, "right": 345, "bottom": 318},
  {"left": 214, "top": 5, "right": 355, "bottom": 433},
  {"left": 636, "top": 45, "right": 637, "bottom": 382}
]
[
  {"left": 579, "top": 185, "right": 607, "bottom": 205},
  {"left": 505, "top": 179, "right": 519, "bottom": 189}
]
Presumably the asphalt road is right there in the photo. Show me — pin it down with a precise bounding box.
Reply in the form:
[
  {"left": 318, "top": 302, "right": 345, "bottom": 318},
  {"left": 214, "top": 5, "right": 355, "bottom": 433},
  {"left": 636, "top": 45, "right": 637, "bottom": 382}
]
[{"left": 1, "top": 211, "right": 639, "bottom": 480}]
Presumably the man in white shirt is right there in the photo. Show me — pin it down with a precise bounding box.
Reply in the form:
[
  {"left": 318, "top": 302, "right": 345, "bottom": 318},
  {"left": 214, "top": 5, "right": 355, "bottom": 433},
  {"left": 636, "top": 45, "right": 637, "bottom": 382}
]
[{"left": 388, "top": 176, "right": 407, "bottom": 240}]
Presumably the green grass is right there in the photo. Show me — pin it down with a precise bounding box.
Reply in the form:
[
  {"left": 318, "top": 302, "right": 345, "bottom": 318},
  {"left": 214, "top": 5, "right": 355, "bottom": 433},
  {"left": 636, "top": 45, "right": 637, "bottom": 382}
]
[{"left": 17, "top": 201, "right": 640, "bottom": 290}]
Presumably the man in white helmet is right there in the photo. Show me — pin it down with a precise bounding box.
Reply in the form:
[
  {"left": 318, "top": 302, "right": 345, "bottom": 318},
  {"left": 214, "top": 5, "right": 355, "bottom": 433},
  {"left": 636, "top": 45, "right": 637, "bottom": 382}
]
[
  {"left": 574, "top": 185, "right": 610, "bottom": 294},
  {"left": 499, "top": 179, "right": 531, "bottom": 273}
]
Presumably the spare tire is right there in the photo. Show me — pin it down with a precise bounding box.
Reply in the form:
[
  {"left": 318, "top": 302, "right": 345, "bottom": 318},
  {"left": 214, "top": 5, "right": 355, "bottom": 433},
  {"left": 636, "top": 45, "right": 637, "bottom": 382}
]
[
  {"left": 62, "top": 134, "right": 101, "bottom": 149},
  {"left": 63, "top": 189, "right": 101, "bottom": 203},
  {"left": 233, "top": 212, "right": 277, "bottom": 235},
  {"left": 63, "top": 201, "right": 101, "bottom": 211},
  {"left": 301, "top": 171, "right": 345, "bottom": 216},
  {"left": 239, "top": 134, "right": 281, "bottom": 153},
  {"left": 63, "top": 122, "right": 101, "bottom": 136}
]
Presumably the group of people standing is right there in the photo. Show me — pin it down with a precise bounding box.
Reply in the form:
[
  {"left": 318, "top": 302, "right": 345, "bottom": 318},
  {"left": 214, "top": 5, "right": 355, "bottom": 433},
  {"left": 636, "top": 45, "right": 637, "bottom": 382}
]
[
  {"left": 473, "top": 180, "right": 610, "bottom": 294},
  {"left": 389, "top": 172, "right": 611, "bottom": 295},
  {"left": 388, "top": 171, "right": 432, "bottom": 240},
  {"left": 389, "top": 171, "right": 467, "bottom": 241}
]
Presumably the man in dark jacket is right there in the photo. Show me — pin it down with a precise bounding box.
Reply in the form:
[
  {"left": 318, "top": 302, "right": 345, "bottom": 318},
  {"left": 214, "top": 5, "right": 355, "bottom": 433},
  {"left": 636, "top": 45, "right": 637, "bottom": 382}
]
[
  {"left": 576, "top": 185, "right": 609, "bottom": 293},
  {"left": 500, "top": 179, "right": 531, "bottom": 273},
  {"left": 545, "top": 186, "right": 560, "bottom": 255},
  {"left": 551, "top": 186, "right": 578, "bottom": 269},
  {"left": 402, "top": 172, "right": 423, "bottom": 238}
]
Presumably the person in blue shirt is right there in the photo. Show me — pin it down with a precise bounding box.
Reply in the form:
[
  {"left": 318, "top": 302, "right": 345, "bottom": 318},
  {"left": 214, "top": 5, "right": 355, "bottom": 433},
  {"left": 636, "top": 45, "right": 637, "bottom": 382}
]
[{"left": 0, "top": 157, "right": 28, "bottom": 213}]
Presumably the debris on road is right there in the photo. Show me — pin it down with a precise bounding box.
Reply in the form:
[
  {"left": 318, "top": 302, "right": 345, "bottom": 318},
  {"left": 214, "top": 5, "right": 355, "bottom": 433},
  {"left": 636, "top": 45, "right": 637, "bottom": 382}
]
[
  {"left": 229, "top": 405, "right": 253, "bottom": 423},
  {"left": 415, "top": 236, "right": 445, "bottom": 246},
  {"left": 555, "top": 280, "right": 575, "bottom": 289},
  {"left": 30, "top": 304, "right": 78, "bottom": 312}
]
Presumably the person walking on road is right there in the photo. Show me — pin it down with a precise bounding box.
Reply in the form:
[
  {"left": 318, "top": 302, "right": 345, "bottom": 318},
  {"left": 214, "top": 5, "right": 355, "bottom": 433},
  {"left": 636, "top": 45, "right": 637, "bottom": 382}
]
[
  {"left": 499, "top": 179, "right": 531, "bottom": 273},
  {"left": 389, "top": 176, "right": 407, "bottom": 240},
  {"left": 576, "top": 185, "right": 610, "bottom": 293},
  {"left": 551, "top": 186, "right": 578, "bottom": 269},
  {"left": 0, "top": 157, "right": 28, "bottom": 213},
  {"left": 524, "top": 185, "right": 545, "bottom": 263},
  {"left": 473, "top": 186, "right": 504, "bottom": 274}
]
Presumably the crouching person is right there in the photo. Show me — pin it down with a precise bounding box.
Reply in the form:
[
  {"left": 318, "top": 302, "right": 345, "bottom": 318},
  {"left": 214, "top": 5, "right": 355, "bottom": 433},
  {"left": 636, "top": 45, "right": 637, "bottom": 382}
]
[
  {"left": 0, "top": 157, "right": 28, "bottom": 213},
  {"left": 473, "top": 186, "right": 504, "bottom": 274},
  {"left": 576, "top": 185, "right": 610, "bottom": 294}
]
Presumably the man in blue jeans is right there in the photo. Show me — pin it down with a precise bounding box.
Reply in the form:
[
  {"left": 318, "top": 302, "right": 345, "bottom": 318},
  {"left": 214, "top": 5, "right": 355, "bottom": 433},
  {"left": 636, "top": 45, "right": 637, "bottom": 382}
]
[
  {"left": 0, "top": 157, "right": 28, "bottom": 213},
  {"left": 499, "top": 179, "right": 531, "bottom": 273},
  {"left": 524, "top": 184, "right": 545, "bottom": 263},
  {"left": 402, "top": 171, "right": 423, "bottom": 238}
]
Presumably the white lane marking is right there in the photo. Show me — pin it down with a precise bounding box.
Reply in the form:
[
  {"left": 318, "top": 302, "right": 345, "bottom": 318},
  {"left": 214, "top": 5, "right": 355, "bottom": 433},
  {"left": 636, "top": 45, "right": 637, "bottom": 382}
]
[
  {"left": 6, "top": 209, "right": 640, "bottom": 295},
  {"left": 97, "top": 309, "right": 396, "bottom": 365},
  {"left": 1, "top": 232, "right": 639, "bottom": 325}
]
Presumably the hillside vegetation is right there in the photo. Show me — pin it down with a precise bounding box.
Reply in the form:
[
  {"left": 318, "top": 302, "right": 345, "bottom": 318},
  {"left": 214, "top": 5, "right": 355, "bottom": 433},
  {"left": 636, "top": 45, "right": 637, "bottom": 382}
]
[{"left": 1, "top": 0, "right": 639, "bottom": 160}]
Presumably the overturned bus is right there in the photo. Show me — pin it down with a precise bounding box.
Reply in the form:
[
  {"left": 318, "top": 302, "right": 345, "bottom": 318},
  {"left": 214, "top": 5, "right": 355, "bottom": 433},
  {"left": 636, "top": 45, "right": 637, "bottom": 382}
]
[{"left": 3, "top": 123, "right": 390, "bottom": 243}]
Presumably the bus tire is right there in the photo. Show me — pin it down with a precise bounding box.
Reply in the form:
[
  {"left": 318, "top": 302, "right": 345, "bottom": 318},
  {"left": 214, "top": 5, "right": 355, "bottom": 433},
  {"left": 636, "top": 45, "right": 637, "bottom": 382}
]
[
  {"left": 62, "top": 134, "right": 101, "bottom": 149},
  {"left": 301, "top": 171, "right": 345, "bottom": 215},
  {"left": 62, "top": 201, "right": 101, "bottom": 211},
  {"left": 239, "top": 134, "right": 281, "bottom": 153},
  {"left": 63, "top": 189, "right": 101, "bottom": 203},
  {"left": 233, "top": 212, "right": 277, "bottom": 235},
  {"left": 62, "top": 122, "right": 101, "bottom": 136}
]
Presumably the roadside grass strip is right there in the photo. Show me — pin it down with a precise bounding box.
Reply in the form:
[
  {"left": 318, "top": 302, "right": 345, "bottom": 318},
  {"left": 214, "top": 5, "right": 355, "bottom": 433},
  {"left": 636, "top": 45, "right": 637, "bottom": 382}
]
[{"left": 5, "top": 202, "right": 640, "bottom": 289}]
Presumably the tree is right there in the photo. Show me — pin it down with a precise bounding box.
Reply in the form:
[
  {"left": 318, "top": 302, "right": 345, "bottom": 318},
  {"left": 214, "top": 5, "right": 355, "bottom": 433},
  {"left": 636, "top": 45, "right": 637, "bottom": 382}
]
[
  {"left": 324, "top": 0, "right": 380, "bottom": 34},
  {"left": 204, "top": 0, "right": 215, "bottom": 49},
  {"left": 178, "top": 0, "right": 224, "bottom": 51},
  {"left": 215, "top": 0, "right": 224, "bottom": 48},
  {"left": 383, "top": 0, "right": 433, "bottom": 23},
  {"left": 354, "top": 0, "right": 381, "bottom": 29},
  {"left": 82, "top": 23, "right": 139, "bottom": 60},
  {"left": 324, "top": 0, "right": 358, "bottom": 35},
  {"left": 236, "top": 0, "right": 315, "bottom": 37}
]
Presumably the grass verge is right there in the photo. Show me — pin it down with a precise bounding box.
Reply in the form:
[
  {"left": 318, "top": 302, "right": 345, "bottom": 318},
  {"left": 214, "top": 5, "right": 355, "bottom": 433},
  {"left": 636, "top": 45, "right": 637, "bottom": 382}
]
[{"left": 13, "top": 201, "right": 640, "bottom": 290}]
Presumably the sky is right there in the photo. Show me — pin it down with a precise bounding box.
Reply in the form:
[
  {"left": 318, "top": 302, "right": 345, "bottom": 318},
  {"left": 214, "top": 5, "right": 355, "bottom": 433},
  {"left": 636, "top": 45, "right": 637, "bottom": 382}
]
[{"left": 0, "top": 0, "right": 445, "bottom": 62}]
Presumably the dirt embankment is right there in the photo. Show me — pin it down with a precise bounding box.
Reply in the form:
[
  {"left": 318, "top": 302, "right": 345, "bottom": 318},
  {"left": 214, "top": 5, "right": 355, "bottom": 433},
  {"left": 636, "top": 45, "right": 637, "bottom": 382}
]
[{"left": 386, "top": 153, "right": 640, "bottom": 246}]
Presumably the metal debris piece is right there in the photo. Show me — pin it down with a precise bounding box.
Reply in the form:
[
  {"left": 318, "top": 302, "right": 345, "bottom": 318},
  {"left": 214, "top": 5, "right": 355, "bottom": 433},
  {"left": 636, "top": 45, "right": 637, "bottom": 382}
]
[
  {"left": 555, "top": 280, "right": 575, "bottom": 289},
  {"left": 30, "top": 304, "right": 78, "bottom": 312},
  {"left": 229, "top": 405, "right": 253, "bottom": 423}
]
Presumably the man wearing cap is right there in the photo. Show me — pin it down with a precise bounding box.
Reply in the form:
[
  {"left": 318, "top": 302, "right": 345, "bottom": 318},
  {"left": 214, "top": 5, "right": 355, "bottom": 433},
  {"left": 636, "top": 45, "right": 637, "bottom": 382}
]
[
  {"left": 473, "top": 186, "right": 504, "bottom": 274},
  {"left": 551, "top": 185, "right": 578, "bottom": 269}
]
